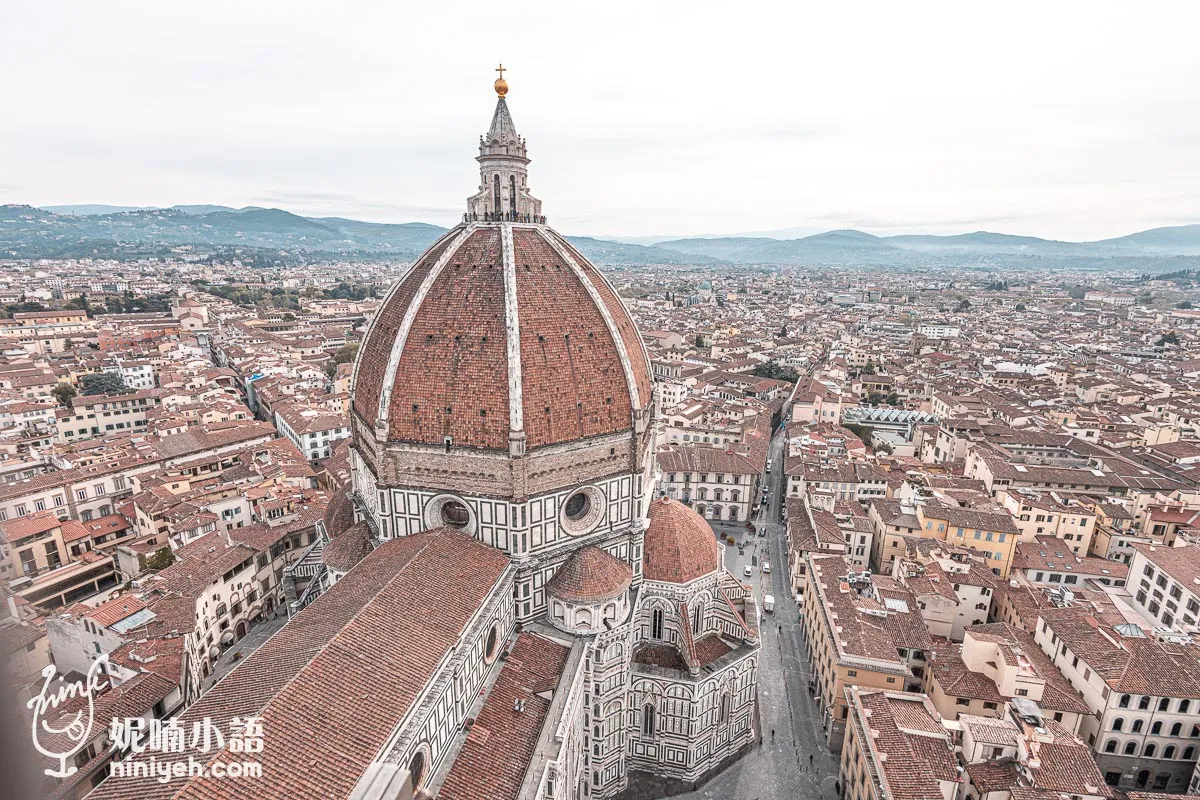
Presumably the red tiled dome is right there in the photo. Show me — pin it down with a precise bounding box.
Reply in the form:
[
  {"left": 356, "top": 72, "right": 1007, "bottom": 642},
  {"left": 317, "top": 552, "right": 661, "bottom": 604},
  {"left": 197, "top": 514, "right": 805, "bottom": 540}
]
[
  {"left": 322, "top": 521, "right": 374, "bottom": 573},
  {"left": 643, "top": 497, "right": 720, "bottom": 584},
  {"left": 547, "top": 546, "right": 633, "bottom": 603},
  {"left": 351, "top": 223, "right": 652, "bottom": 452},
  {"left": 322, "top": 488, "right": 356, "bottom": 538}
]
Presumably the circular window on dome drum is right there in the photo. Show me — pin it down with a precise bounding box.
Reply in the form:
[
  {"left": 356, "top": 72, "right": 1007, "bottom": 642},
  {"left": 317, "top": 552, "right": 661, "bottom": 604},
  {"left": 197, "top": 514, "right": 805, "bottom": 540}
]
[
  {"left": 425, "top": 494, "right": 477, "bottom": 535},
  {"left": 564, "top": 492, "right": 590, "bottom": 521},
  {"left": 560, "top": 486, "right": 606, "bottom": 536},
  {"left": 441, "top": 500, "right": 470, "bottom": 529}
]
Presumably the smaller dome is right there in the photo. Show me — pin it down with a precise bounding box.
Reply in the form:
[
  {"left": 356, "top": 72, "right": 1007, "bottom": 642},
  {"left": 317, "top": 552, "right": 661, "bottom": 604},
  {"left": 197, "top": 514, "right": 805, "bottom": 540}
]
[
  {"left": 547, "top": 546, "right": 633, "bottom": 603},
  {"left": 323, "top": 521, "right": 373, "bottom": 573},
  {"left": 323, "top": 488, "right": 356, "bottom": 538},
  {"left": 643, "top": 497, "right": 720, "bottom": 584}
]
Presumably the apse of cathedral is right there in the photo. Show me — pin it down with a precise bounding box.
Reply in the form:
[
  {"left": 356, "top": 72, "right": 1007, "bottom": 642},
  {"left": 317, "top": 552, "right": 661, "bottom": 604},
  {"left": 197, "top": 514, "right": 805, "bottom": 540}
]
[{"left": 99, "top": 70, "right": 761, "bottom": 800}]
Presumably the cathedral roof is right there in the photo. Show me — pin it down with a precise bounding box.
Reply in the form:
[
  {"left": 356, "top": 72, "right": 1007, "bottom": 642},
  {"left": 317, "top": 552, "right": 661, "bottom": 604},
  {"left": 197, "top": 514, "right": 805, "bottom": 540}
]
[
  {"left": 546, "top": 545, "right": 633, "bottom": 603},
  {"left": 352, "top": 224, "right": 653, "bottom": 451},
  {"left": 88, "top": 527, "right": 510, "bottom": 800},
  {"left": 436, "top": 631, "right": 570, "bottom": 800},
  {"left": 643, "top": 497, "right": 720, "bottom": 584}
]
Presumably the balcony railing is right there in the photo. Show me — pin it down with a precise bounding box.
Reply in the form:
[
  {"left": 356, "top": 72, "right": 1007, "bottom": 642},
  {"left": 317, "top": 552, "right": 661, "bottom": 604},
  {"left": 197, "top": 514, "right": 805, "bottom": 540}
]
[{"left": 463, "top": 212, "right": 548, "bottom": 224}]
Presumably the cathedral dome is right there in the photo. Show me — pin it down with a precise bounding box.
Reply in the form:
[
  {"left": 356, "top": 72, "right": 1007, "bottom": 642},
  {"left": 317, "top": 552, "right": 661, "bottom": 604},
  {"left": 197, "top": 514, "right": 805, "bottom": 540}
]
[
  {"left": 643, "top": 497, "right": 721, "bottom": 584},
  {"left": 322, "top": 520, "right": 374, "bottom": 574},
  {"left": 547, "top": 545, "right": 633, "bottom": 603},
  {"left": 352, "top": 224, "right": 652, "bottom": 453},
  {"left": 351, "top": 75, "right": 652, "bottom": 457}
]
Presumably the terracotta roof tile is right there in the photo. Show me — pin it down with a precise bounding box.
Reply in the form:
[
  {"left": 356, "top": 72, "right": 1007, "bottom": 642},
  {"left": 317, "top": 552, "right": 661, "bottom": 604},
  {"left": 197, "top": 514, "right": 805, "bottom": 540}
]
[
  {"left": 437, "top": 631, "right": 570, "bottom": 800},
  {"left": 643, "top": 497, "right": 720, "bottom": 584},
  {"left": 545, "top": 545, "right": 632, "bottom": 603}
]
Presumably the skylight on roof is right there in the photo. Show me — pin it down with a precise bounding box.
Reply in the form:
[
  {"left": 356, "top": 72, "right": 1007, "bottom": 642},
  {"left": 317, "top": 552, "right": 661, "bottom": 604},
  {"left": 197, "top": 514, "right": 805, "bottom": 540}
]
[{"left": 1114, "top": 623, "right": 1146, "bottom": 638}]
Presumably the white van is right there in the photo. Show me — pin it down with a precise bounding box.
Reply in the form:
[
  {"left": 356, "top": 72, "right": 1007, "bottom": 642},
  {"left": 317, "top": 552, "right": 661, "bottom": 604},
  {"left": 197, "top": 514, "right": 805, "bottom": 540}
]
[
  {"left": 766, "top": 459, "right": 773, "bottom": 473},
  {"left": 763, "top": 594, "right": 775, "bottom": 613},
  {"left": 762, "top": 561, "right": 771, "bottom": 574}
]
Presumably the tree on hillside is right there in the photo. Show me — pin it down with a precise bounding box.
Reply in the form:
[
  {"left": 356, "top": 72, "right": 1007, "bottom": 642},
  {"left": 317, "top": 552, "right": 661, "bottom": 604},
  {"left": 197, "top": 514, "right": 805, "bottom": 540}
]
[
  {"left": 80, "top": 372, "right": 129, "bottom": 396},
  {"left": 1157, "top": 332, "right": 1180, "bottom": 347},
  {"left": 1177, "top": 300, "right": 1194, "bottom": 310},
  {"left": 51, "top": 382, "right": 77, "bottom": 407}
]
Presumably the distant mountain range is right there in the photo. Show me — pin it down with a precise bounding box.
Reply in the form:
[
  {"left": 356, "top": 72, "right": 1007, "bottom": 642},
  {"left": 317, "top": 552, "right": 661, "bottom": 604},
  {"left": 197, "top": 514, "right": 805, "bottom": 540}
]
[
  {"left": 0, "top": 204, "right": 716, "bottom": 266},
  {"left": 3, "top": 203, "right": 1199, "bottom": 270}
]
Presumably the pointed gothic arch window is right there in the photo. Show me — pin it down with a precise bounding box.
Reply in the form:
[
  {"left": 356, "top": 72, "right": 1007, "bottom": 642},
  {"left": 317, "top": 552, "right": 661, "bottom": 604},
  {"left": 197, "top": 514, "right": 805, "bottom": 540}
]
[
  {"left": 719, "top": 691, "right": 731, "bottom": 724},
  {"left": 692, "top": 603, "right": 702, "bottom": 634},
  {"left": 642, "top": 704, "right": 656, "bottom": 737},
  {"left": 509, "top": 175, "right": 517, "bottom": 217},
  {"left": 651, "top": 607, "right": 664, "bottom": 639},
  {"left": 492, "top": 174, "right": 501, "bottom": 215}
]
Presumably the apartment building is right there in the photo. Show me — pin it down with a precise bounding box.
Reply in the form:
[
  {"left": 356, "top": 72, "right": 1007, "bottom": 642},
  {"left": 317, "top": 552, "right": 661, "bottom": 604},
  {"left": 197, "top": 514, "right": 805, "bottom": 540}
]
[
  {"left": 804, "top": 553, "right": 931, "bottom": 750},
  {"left": 892, "top": 541, "right": 995, "bottom": 641},
  {"left": 999, "top": 488, "right": 1098, "bottom": 555},
  {"left": 1126, "top": 541, "right": 1200, "bottom": 631},
  {"left": 1011, "top": 536, "right": 1129, "bottom": 589},
  {"left": 840, "top": 687, "right": 957, "bottom": 800},
  {"left": 916, "top": 502, "right": 1020, "bottom": 577},
  {"left": 0, "top": 511, "right": 117, "bottom": 608},
  {"left": 56, "top": 390, "right": 159, "bottom": 441},
  {"left": 1035, "top": 603, "right": 1200, "bottom": 792},
  {"left": 924, "top": 623, "right": 1089, "bottom": 733},
  {"left": 658, "top": 451, "right": 760, "bottom": 522},
  {"left": 274, "top": 403, "right": 350, "bottom": 463}
]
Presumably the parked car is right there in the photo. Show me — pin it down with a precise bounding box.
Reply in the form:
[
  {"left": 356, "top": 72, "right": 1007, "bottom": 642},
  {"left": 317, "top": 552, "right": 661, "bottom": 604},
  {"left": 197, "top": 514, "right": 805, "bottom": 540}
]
[
  {"left": 763, "top": 594, "right": 775, "bottom": 613},
  {"left": 762, "top": 561, "right": 771, "bottom": 574}
]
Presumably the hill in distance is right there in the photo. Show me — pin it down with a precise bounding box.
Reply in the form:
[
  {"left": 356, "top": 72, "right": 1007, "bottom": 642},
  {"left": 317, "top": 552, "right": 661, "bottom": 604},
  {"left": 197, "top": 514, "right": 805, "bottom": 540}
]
[
  {"left": 3, "top": 204, "right": 724, "bottom": 265},
  {"left": 7, "top": 204, "right": 1200, "bottom": 268}
]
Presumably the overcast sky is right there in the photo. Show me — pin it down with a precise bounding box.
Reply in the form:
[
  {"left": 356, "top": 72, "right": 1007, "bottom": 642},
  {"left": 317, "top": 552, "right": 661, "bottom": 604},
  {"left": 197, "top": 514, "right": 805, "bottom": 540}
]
[{"left": 3, "top": 1, "right": 1199, "bottom": 241}]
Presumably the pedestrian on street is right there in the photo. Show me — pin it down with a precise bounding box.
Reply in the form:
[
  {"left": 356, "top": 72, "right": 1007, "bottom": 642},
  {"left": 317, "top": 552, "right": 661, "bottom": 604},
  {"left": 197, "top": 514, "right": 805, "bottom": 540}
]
[
  {"left": 771, "top": 728, "right": 775, "bottom": 740},
  {"left": 809, "top": 753, "right": 814, "bottom": 767},
  {"left": 777, "top": 624, "right": 782, "bottom": 634}
]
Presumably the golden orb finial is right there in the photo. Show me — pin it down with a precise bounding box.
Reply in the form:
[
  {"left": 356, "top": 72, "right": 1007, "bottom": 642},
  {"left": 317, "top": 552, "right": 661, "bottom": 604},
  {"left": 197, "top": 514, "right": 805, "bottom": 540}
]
[{"left": 494, "top": 62, "right": 508, "bottom": 98}]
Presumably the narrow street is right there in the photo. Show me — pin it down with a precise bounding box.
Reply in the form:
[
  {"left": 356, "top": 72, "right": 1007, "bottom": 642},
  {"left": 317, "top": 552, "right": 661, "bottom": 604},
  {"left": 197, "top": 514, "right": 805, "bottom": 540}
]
[{"left": 675, "top": 426, "right": 839, "bottom": 800}]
